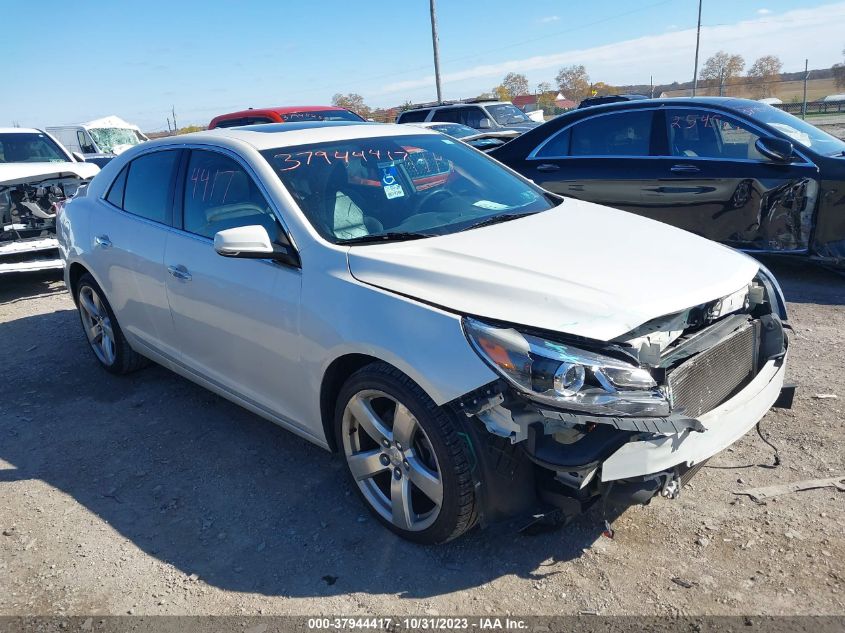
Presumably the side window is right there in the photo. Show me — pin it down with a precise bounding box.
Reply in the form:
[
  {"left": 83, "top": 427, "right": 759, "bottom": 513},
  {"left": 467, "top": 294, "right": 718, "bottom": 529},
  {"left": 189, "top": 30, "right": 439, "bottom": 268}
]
[
  {"left": 77, "top": 130, "right": 96, "bottom": 153},
  {"left": 244, "top": 117, "right": 273, "bottom": 125},
  {"left": 570, "top": 110, "right": 653, "bottom": 156},
  {"left": 460, "top": 107, "right": 486, "bottom": 128},
  {"left": 667, "top": 110, "right": 763, "bottom": 160},
  {"left": 430, "top": 108, "right": 461, "bottom": 123},
  {"left": 397, "top": 109, "right": 430, "bottom": 123},
  {"left": 182, "top": 150, "right": 278, "bottom": 240},
  {"left": 122, "top": 150, "right": 180, "bottom": 224},
  {"left": 535, "top": 128, "right": 572, "bottom": 158},
  {"left": 106, "top": 165, "right": 128, "bottom": 207}
]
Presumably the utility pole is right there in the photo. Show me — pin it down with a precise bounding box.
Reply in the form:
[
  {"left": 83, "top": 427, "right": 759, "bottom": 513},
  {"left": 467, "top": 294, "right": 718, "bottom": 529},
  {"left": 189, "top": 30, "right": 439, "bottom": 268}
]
[
  {"left": 692, "top": 0, "right": 702, "bottom": 96},
  {"left": 801, "top": 59, "right": 809, "bottom": 120},
  {"left": 171, "top": 105, "right": 178, "bottom": 135},
  {"left": 650, "top": 75, "right": 654, "bottom": 98},
  {"left": 429, "top": 0, "right": 443, "bottom": 104}
]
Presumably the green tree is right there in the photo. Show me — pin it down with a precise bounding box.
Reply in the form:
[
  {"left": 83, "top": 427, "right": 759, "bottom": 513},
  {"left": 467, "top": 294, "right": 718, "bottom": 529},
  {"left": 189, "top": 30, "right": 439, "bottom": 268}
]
[
  {"left": 332, "top": 93, "right": 372, "bottom": 118},
  {"left": 501, "top": 72, "right": 530, "bottom": 97},
  {"left": 833, "top": 46, "right": 845, "bottom": 90},
  {"left": 748, "top": 55, "right": 783, "bottom": 98},
  {"left": 700, "top": 51, "right": 745, "bottom": 95},
  {"left": 555, "top": 65, "right": 590, "bottom": 103}
]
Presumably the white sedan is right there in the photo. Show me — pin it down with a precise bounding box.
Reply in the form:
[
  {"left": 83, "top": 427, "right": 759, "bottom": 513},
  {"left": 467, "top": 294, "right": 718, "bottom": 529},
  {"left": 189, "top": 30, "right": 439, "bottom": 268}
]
[{"left": 59, "top": 121, "right": 791, "bottom": 543}]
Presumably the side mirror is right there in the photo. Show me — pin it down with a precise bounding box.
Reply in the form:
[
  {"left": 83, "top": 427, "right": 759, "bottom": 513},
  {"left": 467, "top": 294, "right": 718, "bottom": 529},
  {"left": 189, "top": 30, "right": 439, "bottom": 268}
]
[
  {"left": 478, "top": 118, "right": 492, "bottom": 129},
  {"left": 755, "top": 136, "right": 794, "bottom": 163},
  {"left": 71, "top": 151, "right": 86, "bottom": 162},
  {"left": 213, "top": 225, "right": 300, "bottom": 267}
]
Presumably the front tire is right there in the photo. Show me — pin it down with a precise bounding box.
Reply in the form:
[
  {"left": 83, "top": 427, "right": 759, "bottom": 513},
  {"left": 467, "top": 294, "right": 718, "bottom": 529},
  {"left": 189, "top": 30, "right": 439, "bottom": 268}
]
[
  {"left": 335, "top": 362, "right": 478, "bottom": 544},
  {"left": 76, "top": 273, "right": 148, "bottom": 374}
]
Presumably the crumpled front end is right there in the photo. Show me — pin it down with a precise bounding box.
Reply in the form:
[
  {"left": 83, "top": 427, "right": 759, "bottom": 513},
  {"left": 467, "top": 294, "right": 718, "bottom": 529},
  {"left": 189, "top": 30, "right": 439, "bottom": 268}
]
[
  {"left": 453, "top": 265, "right": 791, "bottom": 518},
  {"left": 0, "top": 174, "right": 91, "bottom": 275}
]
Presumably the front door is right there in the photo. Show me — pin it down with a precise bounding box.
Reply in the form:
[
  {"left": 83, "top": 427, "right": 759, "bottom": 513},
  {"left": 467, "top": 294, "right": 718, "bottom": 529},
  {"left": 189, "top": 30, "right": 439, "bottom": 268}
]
[
  {"left": 163, "top": 148, "right": 304, "bottom": 425},
  {"left": 642, "top": 107, "right": 820, "bottom": 252}
]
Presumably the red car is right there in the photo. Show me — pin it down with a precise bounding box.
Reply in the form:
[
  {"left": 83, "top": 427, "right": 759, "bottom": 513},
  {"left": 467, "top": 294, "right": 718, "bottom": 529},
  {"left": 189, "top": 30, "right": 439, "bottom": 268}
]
[{"left": 208, "top": 106, "right": 365, "bottom": 129}]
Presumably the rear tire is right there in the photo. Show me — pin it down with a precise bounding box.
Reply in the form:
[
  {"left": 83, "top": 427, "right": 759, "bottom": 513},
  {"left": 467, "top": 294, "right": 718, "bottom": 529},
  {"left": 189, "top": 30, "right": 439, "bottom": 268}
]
[
  {"left": 76, "top": 273, "right": 149, "bottom": 375},
  {"left": 335, "top": 362, "right": 478, "bottom": 544}
]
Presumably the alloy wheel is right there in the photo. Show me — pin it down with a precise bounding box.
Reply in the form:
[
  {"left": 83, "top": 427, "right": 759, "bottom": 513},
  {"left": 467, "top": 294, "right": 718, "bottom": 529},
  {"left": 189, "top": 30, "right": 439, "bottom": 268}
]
[
  {"left": 78, "top": 285, "right": 116, "bottom": 366},
  {"left": 342, "top": 389, "right": 444, "bottom": 531}
]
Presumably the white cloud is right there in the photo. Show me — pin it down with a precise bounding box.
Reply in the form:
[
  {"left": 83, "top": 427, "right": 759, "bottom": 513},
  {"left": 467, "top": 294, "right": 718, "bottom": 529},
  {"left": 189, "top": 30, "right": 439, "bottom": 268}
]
[
  {"left": 373, "top": 3, "right": 845, "bottom": 102},
  {"left": 666, "top": 24, "right": 679, "bottom": 30},
  {"left": 539, "top": 15, "right": 560, "bottom": 24},
  {"left": 757, "top": 8, "right": 772, "bottom": 14}
]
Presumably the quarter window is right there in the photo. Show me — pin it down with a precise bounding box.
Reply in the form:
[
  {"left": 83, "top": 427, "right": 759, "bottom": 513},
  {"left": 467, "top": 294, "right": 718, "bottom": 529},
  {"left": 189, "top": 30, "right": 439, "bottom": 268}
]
[
  {"left": 535, "top": 128, "right": 571, "bottom": 158},
  {"left": 569, "top": 110, "right": 652, "bottom": 156},
  {"left": 182, "top": 150, "right": 279, "bottom": 240},
  {"left": 667, "top": 110, "right": 764, "bottom": 160},
  {"left": 106, "top": 166, "right": 128, "bottom": 207},
  {"left": 122, "top": 150, "right": 180, "bottom": 224}
]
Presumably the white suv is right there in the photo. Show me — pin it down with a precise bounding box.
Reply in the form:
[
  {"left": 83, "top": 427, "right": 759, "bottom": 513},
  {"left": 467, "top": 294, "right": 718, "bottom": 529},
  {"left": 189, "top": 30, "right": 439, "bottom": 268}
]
[
  {"left": 396, "top": 100, "right": 540, "bottom": 134},
  {"left": 59, "top": 121, "right": 791, "bottom": 544}
]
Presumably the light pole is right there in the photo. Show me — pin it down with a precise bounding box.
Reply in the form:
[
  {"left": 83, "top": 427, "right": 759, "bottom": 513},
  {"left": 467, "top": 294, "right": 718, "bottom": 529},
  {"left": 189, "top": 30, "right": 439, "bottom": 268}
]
[
  {"left": 692, "top": 0, "right": 702, "bottom": 96},
  {"left": 429, "top": 0, "right": 443, "bottom": 104}
]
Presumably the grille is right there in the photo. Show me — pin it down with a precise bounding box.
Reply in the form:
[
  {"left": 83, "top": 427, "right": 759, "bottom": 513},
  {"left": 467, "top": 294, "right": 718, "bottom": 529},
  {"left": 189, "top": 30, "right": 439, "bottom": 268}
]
[{"left": 668, "top": 321, "right": 758, "bottom": 418}]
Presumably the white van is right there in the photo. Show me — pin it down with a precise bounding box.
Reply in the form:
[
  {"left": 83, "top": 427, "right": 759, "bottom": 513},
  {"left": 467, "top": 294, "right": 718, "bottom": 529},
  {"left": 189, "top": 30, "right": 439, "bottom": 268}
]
[{"left": 47, "top": 116, "right": 149, "bottom": 167}]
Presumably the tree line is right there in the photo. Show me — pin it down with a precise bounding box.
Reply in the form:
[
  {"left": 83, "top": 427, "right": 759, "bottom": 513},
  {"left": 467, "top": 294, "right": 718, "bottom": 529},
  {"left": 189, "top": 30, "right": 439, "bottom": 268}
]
[{"left": 331, "top": 47, "right": 845, "bottom": 121}]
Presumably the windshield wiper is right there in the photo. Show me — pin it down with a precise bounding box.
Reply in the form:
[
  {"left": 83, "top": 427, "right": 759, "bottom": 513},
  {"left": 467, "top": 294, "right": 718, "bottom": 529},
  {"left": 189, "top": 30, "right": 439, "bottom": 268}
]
[
  {"left": 460, "top": 212, "right": 539, "bottom": 232},
  {"left": 337, "top": 231, "right": 437, "bottom": 245}
]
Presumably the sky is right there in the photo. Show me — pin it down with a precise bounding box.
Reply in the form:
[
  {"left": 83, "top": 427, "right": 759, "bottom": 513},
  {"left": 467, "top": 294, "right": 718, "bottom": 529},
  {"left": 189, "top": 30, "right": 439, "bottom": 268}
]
[{"left": 3, "top": 0, "right": 844, "bottom": 131}]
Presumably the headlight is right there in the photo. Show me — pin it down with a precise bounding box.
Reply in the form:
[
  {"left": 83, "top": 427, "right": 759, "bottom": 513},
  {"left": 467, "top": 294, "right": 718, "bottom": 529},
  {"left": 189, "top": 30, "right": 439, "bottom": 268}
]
[{"left": 463, "top": 317, "right": 670, "bottom": 417}]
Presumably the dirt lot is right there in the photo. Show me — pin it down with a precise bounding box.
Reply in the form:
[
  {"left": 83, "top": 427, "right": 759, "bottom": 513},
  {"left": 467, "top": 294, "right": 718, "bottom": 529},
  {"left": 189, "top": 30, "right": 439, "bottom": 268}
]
[{"left": 1, "top": 259, "right": 843, "bottom": 617}]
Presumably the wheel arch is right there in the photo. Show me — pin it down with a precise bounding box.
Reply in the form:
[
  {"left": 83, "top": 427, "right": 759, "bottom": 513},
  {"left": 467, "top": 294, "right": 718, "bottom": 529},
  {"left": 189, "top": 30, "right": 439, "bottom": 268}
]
[
  {"left": 319, "top": 353, "right": 384, "bottom": 452},
  {"left": 67, "top": 261, "right": 92, "bottom": 305}
]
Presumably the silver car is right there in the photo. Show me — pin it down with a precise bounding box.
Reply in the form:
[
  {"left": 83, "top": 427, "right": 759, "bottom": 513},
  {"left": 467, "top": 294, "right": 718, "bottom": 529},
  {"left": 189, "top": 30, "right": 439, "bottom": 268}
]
[{"left": 59, "top": 121, "right": 791, "bottom": 543}]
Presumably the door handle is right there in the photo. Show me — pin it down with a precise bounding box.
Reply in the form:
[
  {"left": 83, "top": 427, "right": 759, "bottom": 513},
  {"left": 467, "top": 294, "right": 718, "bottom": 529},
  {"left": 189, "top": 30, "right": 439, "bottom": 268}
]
[
  {"left": 670, "top": 164, "right": 700, "bottom": 174},
  {"left": 94, "top": 235, "right": 112, "bottom": 249},
  {"left": 536, "top": 163, "right": 560, "bottom": 172},
  {"left": 167, "top": 264, "right": 192, "bottom": 281}
]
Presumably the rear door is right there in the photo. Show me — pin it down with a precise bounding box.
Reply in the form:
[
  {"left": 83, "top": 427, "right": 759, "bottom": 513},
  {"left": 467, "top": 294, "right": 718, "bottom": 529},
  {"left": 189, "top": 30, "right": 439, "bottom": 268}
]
[
  {"left": 163, "top": 148, "right": 304, "bottom": 424},
  {"left": 89, "top": 149, "right": 181, "bottom": 358},
  {"left": 517, "top": 108, "right": 660, "bottom": 214},
  {"left": 644, "top": 107, "right": 820, "bottom": 251}
]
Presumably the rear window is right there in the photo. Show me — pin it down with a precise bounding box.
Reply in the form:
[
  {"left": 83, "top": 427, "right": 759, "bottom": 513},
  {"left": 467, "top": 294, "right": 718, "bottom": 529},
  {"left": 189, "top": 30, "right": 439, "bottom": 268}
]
[
  {"left": 281, "top": 110, "right": 364, "bottom": 122},
  {"left": 396, "top": 109, "right": 430, "bottom": 123}
]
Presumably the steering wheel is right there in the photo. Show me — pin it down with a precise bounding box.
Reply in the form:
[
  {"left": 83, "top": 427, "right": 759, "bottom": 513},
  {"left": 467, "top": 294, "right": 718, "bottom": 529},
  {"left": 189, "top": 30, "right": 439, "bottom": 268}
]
[{"left": 413, "top": 188, "right": 453, "bottom": 214}]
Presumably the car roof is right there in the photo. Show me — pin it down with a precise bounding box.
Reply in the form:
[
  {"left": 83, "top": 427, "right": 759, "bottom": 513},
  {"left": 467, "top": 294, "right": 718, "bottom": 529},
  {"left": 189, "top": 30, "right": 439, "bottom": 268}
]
[
  {"left": 142, "top": 121, "right": 438, "bottom": 152},
  {"left": 403, "top": 101, "right": 508, "bottom": 113},
  {"left": 213, "top": 105, "right": 351, "bottom": 119},
  {"left": 0, "top": 127, "right": 43, "bottom": 134}
]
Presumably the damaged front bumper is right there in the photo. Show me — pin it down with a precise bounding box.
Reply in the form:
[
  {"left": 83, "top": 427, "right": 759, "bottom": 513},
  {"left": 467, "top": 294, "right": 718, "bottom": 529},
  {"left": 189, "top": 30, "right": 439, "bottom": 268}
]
[
  {"left": 0, "top": 236, "right": 62, "bottom": 274},
  {"left": 456, "top": 292, "right": 792, "bottom": 521}
]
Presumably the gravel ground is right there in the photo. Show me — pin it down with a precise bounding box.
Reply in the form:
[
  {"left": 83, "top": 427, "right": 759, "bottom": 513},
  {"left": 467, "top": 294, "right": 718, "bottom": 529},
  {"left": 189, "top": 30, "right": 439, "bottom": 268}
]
[{"left": 0, "top": 259, "right": 843, "bottom": 617}]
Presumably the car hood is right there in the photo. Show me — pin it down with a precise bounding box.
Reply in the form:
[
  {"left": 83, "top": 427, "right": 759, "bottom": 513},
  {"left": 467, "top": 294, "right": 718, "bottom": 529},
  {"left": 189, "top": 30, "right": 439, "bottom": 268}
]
[
  {"left": 0, "top": 162, "right": 100, "bottom": 187},
  {"left": 347, "top": 199, "right": 760, "bottom": 341}
]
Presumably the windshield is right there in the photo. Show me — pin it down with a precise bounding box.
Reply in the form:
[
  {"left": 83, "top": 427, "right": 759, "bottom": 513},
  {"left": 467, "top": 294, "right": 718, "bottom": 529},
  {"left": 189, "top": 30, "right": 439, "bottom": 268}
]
[
  {"left": 742, "top": 104, "right": 845, "bottom": 155},
  {"left": 260, "top": 133, "right": 553, "bottom": 243},
  {"left": 0, "top": 132, "right": 68, "bottom": 163},
  {"left": 281, "top": 109, "right": 365, "bottom": 122},
  {"left": 486, "top": 104, "right": 531, "bottom": 125},
  {"left": 88, "top": 127, "right": 144, "bottom": 154},
  {"left": 429, "top": 123, "right": 479, "bottom": 139}
]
